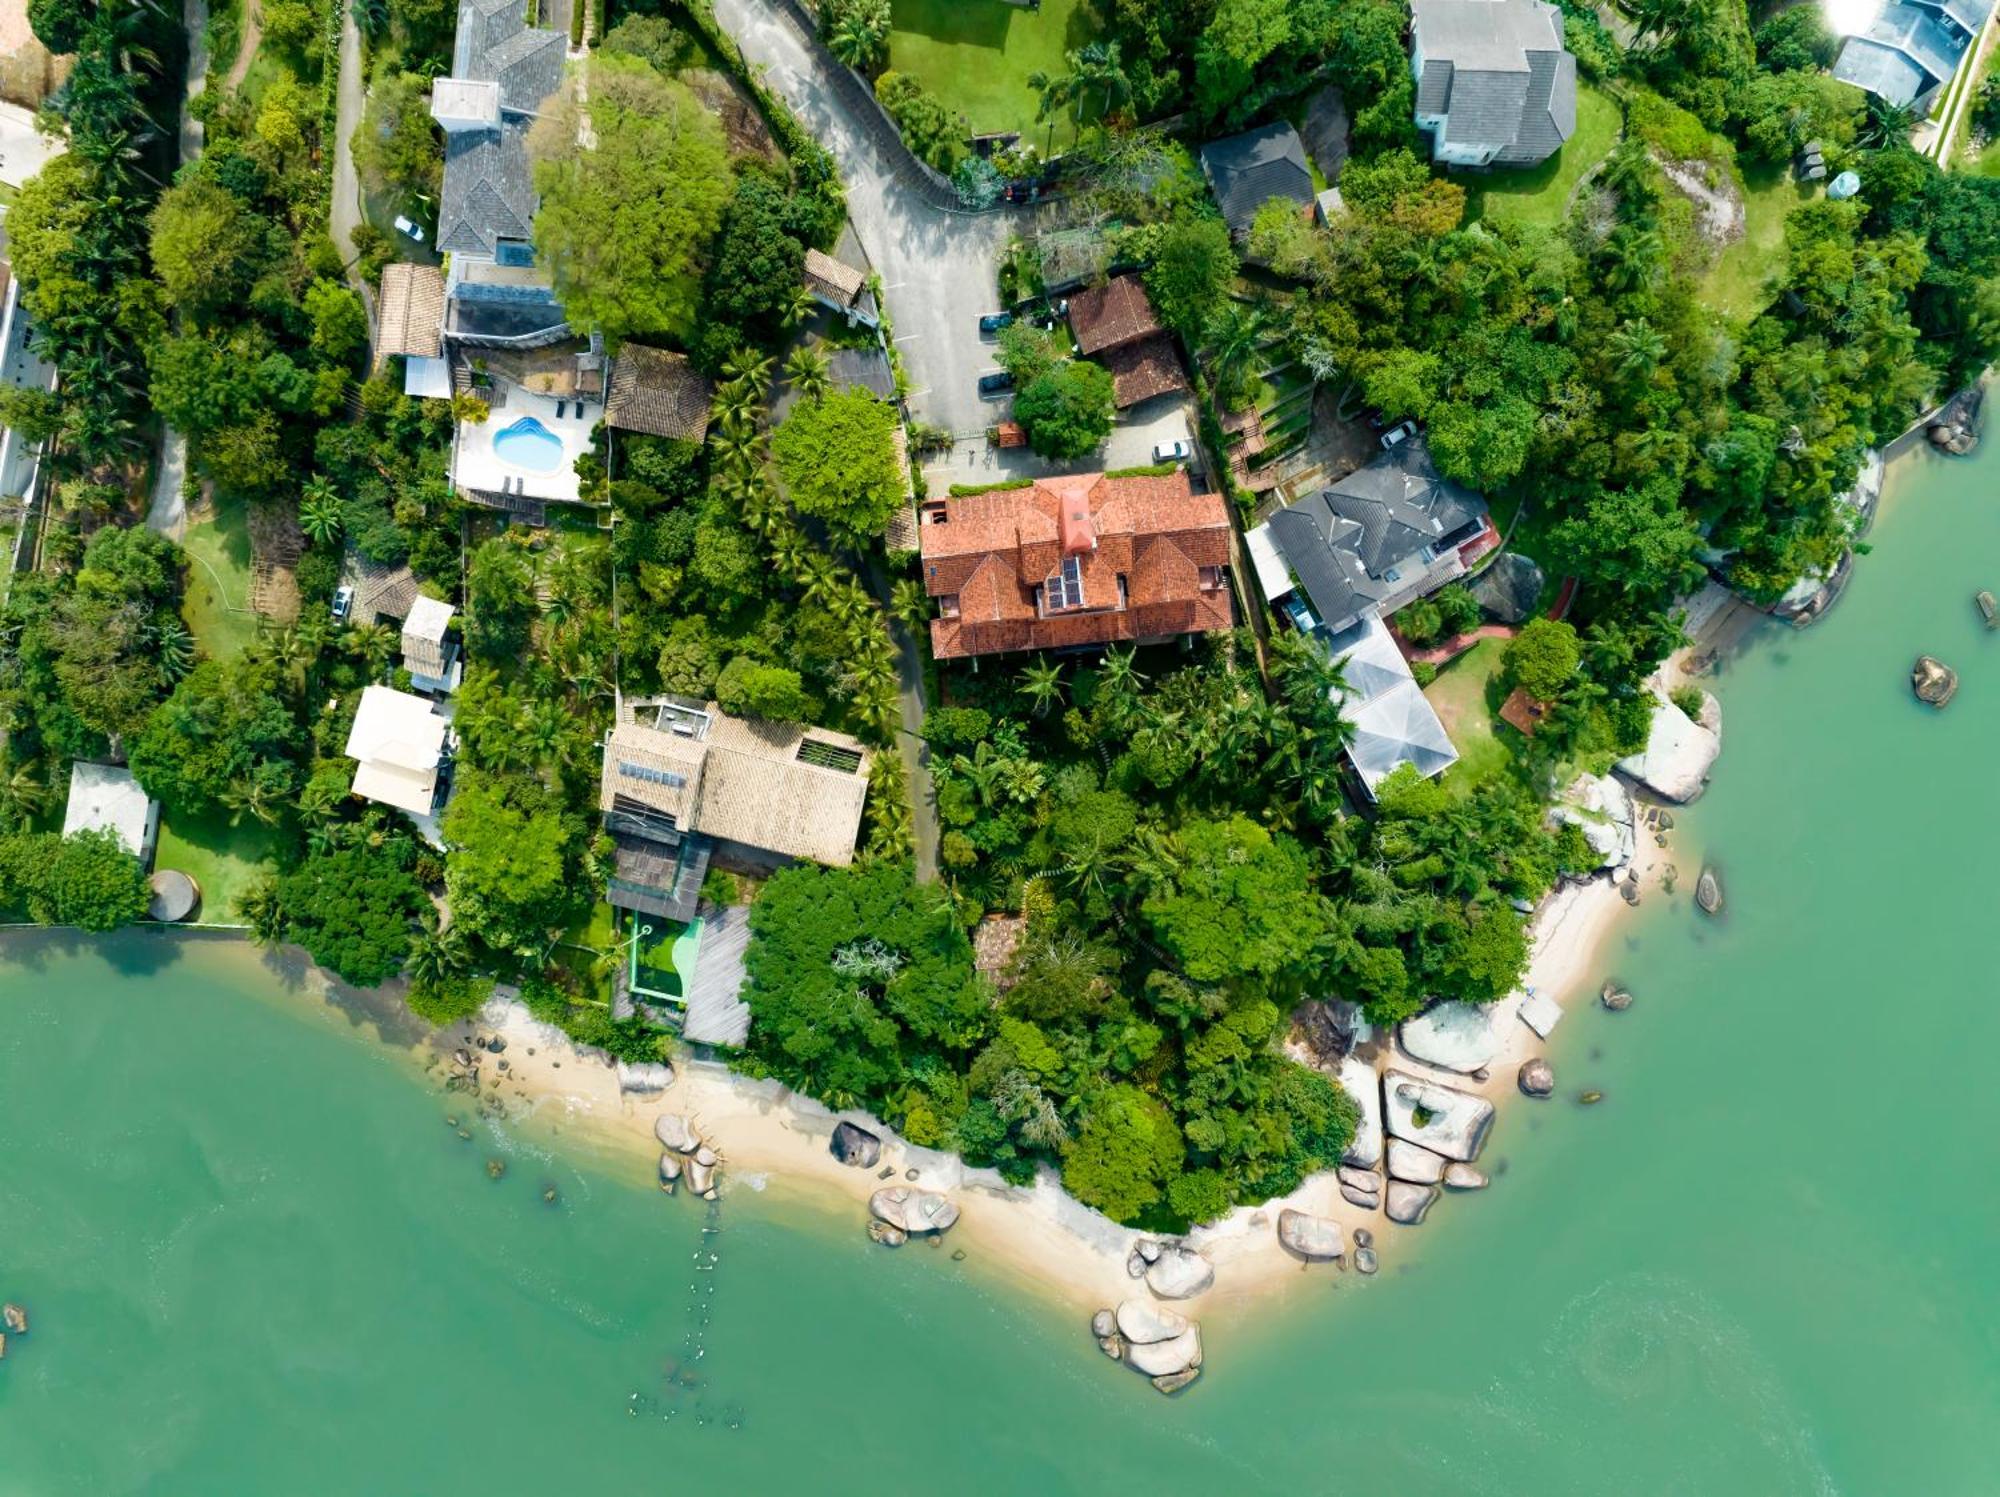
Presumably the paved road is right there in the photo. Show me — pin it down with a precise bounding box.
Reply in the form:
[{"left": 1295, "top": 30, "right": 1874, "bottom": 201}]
[
  {"left": 330, "top": 0, "right": 367, "bottom": 272},
  {"left": 710, "top": 0, "right": 1013, "bottom": 440}
]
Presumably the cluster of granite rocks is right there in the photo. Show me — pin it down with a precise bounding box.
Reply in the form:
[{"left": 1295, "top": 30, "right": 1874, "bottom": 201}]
[
  {"left": 1091, "top": 1299, "right": 1204, "bottom": 1394},
  {"left": 867, "top": 1186, "right": 959, "bottom": 1247},
  {"left": 1122, "top": 1237, "right": 1215, "bottom": 1298},
  {"left": 655, "top": 1113, "right": 720, "bottom": 1200}
]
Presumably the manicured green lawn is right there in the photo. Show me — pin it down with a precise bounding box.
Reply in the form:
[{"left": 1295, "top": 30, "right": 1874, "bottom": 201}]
[
  {"left": 180, "top": 506, "right": 262, "bottom": 659},
  {"left": 154, "top": 805, "right": 281, "bottom": 923},
  {"left": 1461, "top": 85, "right": 1621, "bottom": 229},
  {"left": 1424, "top": 637, "right": 1512, "bottom": 796},
  {"left": 1699, "top": 164, "right": 1815, "bottom": 323},
  {"left": 886, "top": 0, "right": 1103, "bottom": 145}
]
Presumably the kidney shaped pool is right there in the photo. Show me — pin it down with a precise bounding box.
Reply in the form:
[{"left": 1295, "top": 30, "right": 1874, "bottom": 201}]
[{"left": 491, "top": 415, "right": 566, "bottom": 473}]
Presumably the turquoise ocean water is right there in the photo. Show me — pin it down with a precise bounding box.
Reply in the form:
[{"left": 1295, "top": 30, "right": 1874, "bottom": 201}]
[{"left": 3, "top": 436, "right": 1996, "bottom": 1494}]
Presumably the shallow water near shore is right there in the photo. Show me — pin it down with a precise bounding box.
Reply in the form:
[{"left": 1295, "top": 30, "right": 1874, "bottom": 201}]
[{"left": 4, "top": 437, "right": 1999, "bottom": 1494}]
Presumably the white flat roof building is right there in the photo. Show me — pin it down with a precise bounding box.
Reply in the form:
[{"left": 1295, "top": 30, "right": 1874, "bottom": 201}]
[
  {"left": 344, "top": 685, "right": 449, "bottom": 816},
  {"left": 63, "top": 761, "right": 159, "bottom": 865}
]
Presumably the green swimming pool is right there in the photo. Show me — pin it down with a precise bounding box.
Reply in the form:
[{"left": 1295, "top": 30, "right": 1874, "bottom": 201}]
[{"left": 628, "top": 913, "right": 703, "bottom": 1002}]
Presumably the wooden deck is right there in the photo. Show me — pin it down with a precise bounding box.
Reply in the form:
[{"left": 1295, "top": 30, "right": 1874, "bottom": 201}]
[{"left": 681, "top": 903, "right": 752, "bottom": 1048}]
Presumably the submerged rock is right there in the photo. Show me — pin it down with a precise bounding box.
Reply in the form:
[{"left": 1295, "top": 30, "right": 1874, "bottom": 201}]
[
  {"left": 1144, "top": 1244, "right": 1215, "bottom": 1300},
  {"left": 485, "top": 1157, "right": 506, "bottom": 1180},
  {"left": 1913, "top": 655, "right": 1958, "bottom": 707},
  {"left": 1386, "top": 1138, "right": 1447, "bottom": 1185},
  {"left": 869, "top": 1186, "right": 959, "bottom": 1235},
  {"left": 1579, "top": 1089, "right": 1605, "bottom": 1105},
  {"left": 1385, "top": 1181, "right": 1440, "bottom": 1225},
  {"left": 829, "top": 1120, "right": 882, "bottom": 1169},
  {"left": 1696, "top": 865, "right": 1724, "bottom": 916},
  {"left": 1519, "top": 1058, "right": 1555, "bottom": 1096},
  {"left": 1600, "top": 982, "right": 1634, "bottom": 1011},
  {"left": 654, "top": 1114, "right": 701, "bottom": 1153},
  {"left": 2, "top": 1303, "right": 25, "bottom": 1335},
  {"left": 1151, "top": 1368, "right": 1201, "bottom": 1395},
  {"left": 1277, "top": 1209, "right": 1346, "bottom": 1260}
]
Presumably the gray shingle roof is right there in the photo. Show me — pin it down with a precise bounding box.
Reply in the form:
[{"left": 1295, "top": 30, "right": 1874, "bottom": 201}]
[
  {"left": 436, "top": 0, "right": 564, "bottom": 260},
  {"left": 1413, "top": 0, "right": 1576, "bottom": 165},
  {"left": 1832, "top": 0, "right": 1986, "bottom": 108},
  {"left": 1199, "top": 122, "right": 1315, "bottom": 235}
]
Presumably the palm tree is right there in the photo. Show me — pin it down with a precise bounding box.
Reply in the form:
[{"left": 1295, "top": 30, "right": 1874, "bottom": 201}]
[
  {"left": 710, "top": 377, "right": 762, "bottom": 436},
  {"left": 826, "top": 0, "right": 889, "bottom": 73},
  {"left": 152, "top": 616, "right": 196, "bottom": 683},
  {"left": 720, "top": 345, "right": 776, "bottom": 400},
  {"left": 799, "top": 553, "right": 845, "bottom": 607},
  {"left": 407, "top": 913, "right": 472, "bottom": 989},
  {"left": 1018, "top": 657, "right": 1065, "bottom": 717},
  {"left": 299, "top": 476, "right": 344, "bottom": 546},
  {"left": 0, "top": 761, "right": 47, "bottom": 827},
  {"left": 784, "top": 344, "right": 831, "bottom": 404},
  {"left": 779, "top": 284, "right": 820, "bottom": 330},
  {"left": 1859, "top": 95, "right": 1915, "bottom": 150},
  {"left": 1205, "top": 303, "right": 1266, "bottom": 407},
  {"left": 1601, "top": 226, "right": 1663, "bottom": 295},
  {"left": 240, "top": 878, "right": 286, "bottom": 946},
  {"left": 221, "top": 776, "right": 282, "bottom": 828},
  {"left": 346, "top": 621, "right": 397, "bottom": 679},
  {"left": 1064, "top": 41, "right": 1131, "bottom": 126},
  {"left": 890, "top": 576, "right": 931, "bottom": 628}
]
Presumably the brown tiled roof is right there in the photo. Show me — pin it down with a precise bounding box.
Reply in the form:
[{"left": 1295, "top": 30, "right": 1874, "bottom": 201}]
[
  {"left": 918, "top": 470, "right": 1233, "bottom": 660},
  {"left": 1499, "top": 686, "right": 1550, "bottom": 736},
  {"left": 606, "top": 345, "right": 712, "bottom": 442},
  {"left": 803, "top": 248, "right": 865, "bottom": 307},
  {"left": 375, "top": 263, "right": 445, "bottom": 366},
  {"left": 1067, "top": 273, "right": 1162, "bottom": 355},
  {"left": 1101, "top": 332, "right": 1189, "bottom": 408}
]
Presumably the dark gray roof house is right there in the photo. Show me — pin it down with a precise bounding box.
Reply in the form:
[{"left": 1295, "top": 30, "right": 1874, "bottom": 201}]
[
  {"left": 1255, "top": 440, "right": 1491, "bottom": 634},
  {"left": 1832, "top": 0, "right": 1993, "bottom": 114},
  {"left": 431, "top": 0, "right": 565, "bottom": 261},
  {"left": 1198, "top": 122, "right": 1315, "bottom": 237},
  {"left": 1411, "top": 0, "right": 1576, "bottom": 168}
]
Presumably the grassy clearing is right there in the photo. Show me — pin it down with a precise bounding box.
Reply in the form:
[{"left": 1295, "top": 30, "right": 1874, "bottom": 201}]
[
  {"left": 1424, "top": 637, "right": 1512, "bottom": 795},
  {"left": 1699, "top": 163, "right": 1814, "bottom": 323},
  {"left": 181, "top": 504, "right": 262, "bottom": 660},
  {"left": 886, "top": 0, "right": 1102, "bottom": 145},
  {"left": 1461, "top": 85, "right": 1622, "bottom": 229},
  {"left": 154, "top": 805, "right": 281, "bottom": 923},
  {"left": 1970, "top": 135, "right": 2000, "bottom": 176}
]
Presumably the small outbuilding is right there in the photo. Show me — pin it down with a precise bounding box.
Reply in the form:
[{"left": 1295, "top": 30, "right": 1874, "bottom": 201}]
[
  {"left": 146, "top": 869, "right": 200, "bottom": 923},
  {"left": 345, "top": 685, "right": 450, "bottom": 816},
  {"left": 62, "top": 761, "right": 159, "bottom": 865}
]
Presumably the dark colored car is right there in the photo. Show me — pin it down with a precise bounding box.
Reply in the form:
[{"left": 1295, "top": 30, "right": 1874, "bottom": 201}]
[
  {"left": 977, "top": 370, "right": 1014, "bottom": 397},
  {"left": 978, "top": 312, "right": 1014, "bottom": 336}
]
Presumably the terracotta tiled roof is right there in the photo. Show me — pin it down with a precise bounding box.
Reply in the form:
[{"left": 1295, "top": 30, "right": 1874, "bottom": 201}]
[
  {"left": 1066, "top": 273, "right": 1162, "bottom": 355},
  {"left": 803, "top": 248, "right": 865, "bottom": 307},
  {"left": 605, "top": 344, "right": 713, "bottom": 442},
  {"left": 1101, "top": 332, "right": 1189, "bottom": 408},
  {"left": 919, "top": 470, "right": 1234, "bottom": 659},
  {"left": 375, "top": 264, "right": 445, "bottom": 366}
]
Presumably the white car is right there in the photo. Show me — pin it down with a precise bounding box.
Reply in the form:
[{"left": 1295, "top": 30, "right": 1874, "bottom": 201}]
[
  {"left": 331, "top": 585, "right": 354, "bottom": 622},
  {"left": 394, "top": 215, "right": 426, "bottom": 244},
  {"left": 1380, "top": 420, "right": 1418, "bottom": 451},
  {"left": 1152, "top": 438, "right": 1194, "bottom": 464}
]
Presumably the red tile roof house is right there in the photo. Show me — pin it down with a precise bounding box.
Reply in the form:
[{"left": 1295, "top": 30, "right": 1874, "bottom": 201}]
[
  {"left": 1064, "top": 273, "right": 1189, "bottom": 409},
  {"left": 919, "top": 471, "right": 1235, "bottom": 660}
]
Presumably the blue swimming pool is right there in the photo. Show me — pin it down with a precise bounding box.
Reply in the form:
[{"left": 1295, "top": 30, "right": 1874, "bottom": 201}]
[{"left": 491, "top": 415, "right": 565, "bottom": 473}]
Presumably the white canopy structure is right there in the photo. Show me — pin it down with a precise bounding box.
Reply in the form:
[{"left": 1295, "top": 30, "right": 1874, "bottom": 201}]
[
  {"left": 345, "top": 686, "right": 448, "bottom": 815},
  {"left": 1325, "top": 612, "right": 1459, "bottom": 796}
]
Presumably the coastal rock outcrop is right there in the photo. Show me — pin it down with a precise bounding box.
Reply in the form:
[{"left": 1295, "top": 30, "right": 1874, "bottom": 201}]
[
  {"left": 655, "top": 1114, "right": 701, "bottom": 1153},
  {"left": 1600, "top": 983, "right": 1633, "bottom": 1011},
  {"left": 1912, "top": 656, "right": 1957, "bottom": 708},
  {"left": 1125, "top": 1326, "right": 1204, "bottom": 1378},
  {"left": 830, "top": 1120, "right": 881, "bottom": 1169},
  {"left": 1338, "top": 1056, "right": 1384, "bottom": 1170},
  {"left": 1338, "top": 1165, "right": 1383, "bottom": 1194},
  {"left": 658, "top": 1151, "right": 682, "bottom": 1184},
  {"left": 1398, "top": 1001, "right": 1500, "bottom": 1074},
  {"left": 1340, "top": 1180, "right": 1381, "bottom": 1209},
  {"left": 1091, "top": 1308, "right": 1117, "bottom": 1340},
  {"left": 1144, "top": 1244, "right": 1215, "bottom": 1300},
  {"left": 1383, "top": 1070, "right": 1495, "bottom": 1162},
  {"left": 1116, "top": 1299, "right": 1189, "bottom": 1344},
  {"left": 1386, "top": 1139, "right": 1447, "bottom": 1185},
  {"left": 870, "top": 1187, "right": 959, "bottom": 1236},
  {"left": 1696, "top": 865, "right": 1724, "bottom": 916},
  {"left": 1111, "top": 1298, "right": 1204, "bottom": 1390},
  {"left": 1927, "top": 387, "right": 1982, "bottom": 455},
  {"left": 1385, "top": 1181, "right": 1440, "bottom": 1225},
  {"left": 1468, "top": 552, "right": 1545, "bottom": 624},
  {"left": 1443, "top": 1163, "right": 1489, "bottom": 1190},
  {"left": 1552, "top": 772, "right": 1637, "bottom": 871},
  {"left": 2, "top": 1303, "right": 24, "bottom": 1334},
  {"left": 686, "top": 1157, "right": 717, "bottom": 1197},
  {"left": 1616, "top": 690, "right": 1721, "bottom": 803},
  {"left": 1277, "top": 1209, "right": 1346, "bottom": 1260},
  {"left": 1519, "top": 1058, "right": 1555, "bottom": 1096},
  {"left": 615, "top": 1060, "right": 674, "bottom": 1094}
]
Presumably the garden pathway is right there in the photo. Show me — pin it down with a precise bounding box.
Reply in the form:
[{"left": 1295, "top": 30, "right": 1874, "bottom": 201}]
[
  {"left": 330, "top": 0, "right": 366, "bottom": 278},
  {"left": 149, "top": 0, "right": 211, "bottom": 542}
]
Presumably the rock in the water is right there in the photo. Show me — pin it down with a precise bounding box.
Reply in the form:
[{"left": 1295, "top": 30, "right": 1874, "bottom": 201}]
[
  {"left": 868, "top": 1219, "right": 907, "bottom": 1248},
  {"left": 1382, "top": 1069, "right": 1495, "bottom": 1161},
  {"left": 1398, "top": 1000, "right": 1501, "bottom": 1074},
  {"left": 686, "top": 1157, "right": 717, "bottom": 1195},
  {"left": 829, "top": 1120, "right": 882, "bottom": 1168},
  {"left": 1151, "top": 1368, "right": 1201, "bottom": 1395},
  {"left": 1385, "top": 1181, "right": 1440, "bottom": 1225},
  {"left": 1145, "top": 1244, "right": 1216, "bottom": 1300},
  {"left": 657, "top": 1151, "right": 683, "bottom": 1182},
  {"left": 1338, "top": 1055, "right": 1384, "bottom": 1170},
  {"left": 1519, "top": 1058, "right": 1555, "bottom": 1096},
  {"left": 1912, "top": 655, "right": 1958, "bottom": 707},
  {"left": 1695, "top": 865, "right": 1724, "bottom": 915},
  {"left": 1115, "top": 1298, "right": 1190, "bottom": 1344},
  {"left": 1277, "top": 1208, "right": 1346, "bottom": 1260},
  {"left": 1136, "top": 1238, "right": 1163, "bottom": 1263},
  {"left": 1091, "top": 1308, "right": 1116, "bottom": 1340},
  {"left": 1125, "top": 1326, "right": 1203, "bottom": 1378},
  {"left": 1600, "top": 982, "right": 1634, "bottom": 1011},
  {"left": 869, "top": 1186, "right": 959, "bottom": 1235},
  {"left": 1443, "top": 1162, "right": 1489, "bottom": 1190},
  {"left": 1339, "top": 1182, "right": 1381, "bottom": 1209},
  {"left": 1579, "top": 1089, "right": 1605, "bottom": 1105},
  {"left": 2, "top": 1303, "right": 24, "bottom": 1335},
  {"left": 1355, "top": 1246, "right": 1379, "bottom": 1275},
  {"left": 654, "top": 1114, "right": 701, "bottom": 1153},
  {"left": 1338, "top": 1164, "right": 1383, "bottom": 1194},
  {"left": 1468, "top": 551, "right": 1545, "bottom": 624},
  {"left": 1617, "top": 690, "right": 1721, "bottom": 803},
  {"left": 1386, "top": 1138, "right": 1447, "bottom": 1184},
  {"left": 485, "top": 1157, "right": 506, "bottom": 1180},
  {"left": 1927, "top": 390, "right": 1982, "bottom": 455},
  {"left": 1098, "top": 1335, "right": 1124, "bottom": 1360}
]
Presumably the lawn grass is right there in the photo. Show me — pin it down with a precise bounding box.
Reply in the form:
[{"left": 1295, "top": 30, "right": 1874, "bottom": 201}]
[
  {"left": 153, "top": 805, "right": 281, "bottom": 923},
  {"left": 1970, "top": 134, "right": 2000, "bottom": 176},
  {"left": 886, "top": 0, "right": 1103, "bottom": 146},
  {"left": 180, "top": 504, "right": 262, "bottom": 660},
  {"left": 1461, "top": 85, "right": 1622, "bottom": 229},
  {"left": 1423, "top": 637, "right": 1512, "bottom": 796},
  {"left": 1699, "top": 163, "right": 1815, "bottom": 323}
]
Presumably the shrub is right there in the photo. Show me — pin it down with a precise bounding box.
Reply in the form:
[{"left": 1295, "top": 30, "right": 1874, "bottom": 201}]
[
  {"left": 1503, "top": 617, "right": 1581, "bottom": 699},
  {"left": 1013, "top": 361, "right": 1115, "bottom": 460},
  {"left": 875, "top": 71, "right": 965, "bottom": 173}
]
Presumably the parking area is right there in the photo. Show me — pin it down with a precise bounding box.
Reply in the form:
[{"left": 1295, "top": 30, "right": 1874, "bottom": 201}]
[{"left": 921, "top": 391, "right": 1198, "bottom": 492}]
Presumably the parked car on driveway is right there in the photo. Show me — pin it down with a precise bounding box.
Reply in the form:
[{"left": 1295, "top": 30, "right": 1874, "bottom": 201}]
[
  {"left": 393, "top": 215, "right": 426, "bottom": 244},
  {"left": 1379, "top": 419, "right": 1418, "bottom": 451},
  {"left": 977, "top": 370, "right": 1014, "bottom": 398},
  {"left": 331, "top": 585, "right": 355, "bottom": 622},
  {"left": 1152, "top": 439, "right": 1194, "bottom": 464},
  {"left": 978, "top": 312, "right": 1014, "bottom": 336}
]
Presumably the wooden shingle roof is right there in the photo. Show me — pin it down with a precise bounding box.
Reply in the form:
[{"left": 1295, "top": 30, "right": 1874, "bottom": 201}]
[{"left": 605, "top": 345, "right": 713, "bottom": 442}]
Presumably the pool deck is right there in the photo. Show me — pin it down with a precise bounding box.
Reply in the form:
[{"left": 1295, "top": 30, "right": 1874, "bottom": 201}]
[{"left": 452, "top": 384, "right": 593, "bottom": 504}]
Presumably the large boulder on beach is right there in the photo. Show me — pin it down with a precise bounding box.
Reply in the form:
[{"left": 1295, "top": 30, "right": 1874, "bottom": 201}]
[
  {"left": 830, "top": 1120, "right": 882, "bottom": 1168},
  {"left": 1338, "top": 1056, "right": 1384, "bottom": 1169},
  {"left": 1386, "top": 1181, "right": 1440, "bottom": 1224},
  {"left": 1387, "top": 1138, "right": 1447, "bottom": 1184},
  {"left": 685, "top": 1157, "right": 717, "bottom": 1195},
  {"left": 870, "top": 1187, "right": 959, "bottom": 1235},
  {"left": 1278, "top": 1209, "right": 1346, "bottom": 1260},
  {"left": 1617, "top": 691, "right": 1721, "bottom": 803},
  {"left": 654, "top": 1114, "right": 701, "bottom": 1153},
  {"left": 1383, "top": 1070, "right": 1495, "bottom": 1162},
  {"left": 1125, "top": 1326, "right": 1204, "bottom": 1378},
  {"left": 1116, "top": 1299, "right": 1189, "bottom": 1344},
  {"left": 657, "top": 1151, "right": 683, "bottom": 1182},
  {"left": 1469, "top": 552, "right": 1544, "bottom": 624},
  {"left": 1144, "top": 1244, "right": 1215, "bottom": 1299},
  {"left": 1398, "top": 1001, "right": 1499, "bottom": 1074},
  {"left": 1340, "top": 1180, "right": 1381, "bottom": 1209},
  {"left": 1551, "top": 772, "right": 1637, "bottom": 871},
  {"left": 1519, "top": 1058, "right": 1555, "bottom": 1096},
  {"left": 616, "top": 1060, "right": 674, "bottom": 1095},
  {"left": 1912, "top": 656, "right": 1957, "bottom": 707}
]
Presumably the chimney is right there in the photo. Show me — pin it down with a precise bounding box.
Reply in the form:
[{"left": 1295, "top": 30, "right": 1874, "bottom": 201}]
[{"left": 1059, "top": 497, "right": 1095, "bottom": 556}]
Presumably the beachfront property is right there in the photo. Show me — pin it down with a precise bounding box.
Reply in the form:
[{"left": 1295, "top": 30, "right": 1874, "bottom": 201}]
[
  {"left": 1198, "top": 122, "right": 1316, "bottom": 239},
  {"left": 1410, "top": 0, "right": 1577, "bottom": 168},
  {"left": 62, "top": 762, "right": 159, "bottom": 865},
  {"left": 344, "top": 685, "right": 452, "bottom": 820},
  {"left": 1831, "top": 0, "right": 1995, "bottom": 114},
  {"left": 599, "top": 696, "right": 871, "bottom": 923},
  {"left": 918, "top": 471, "right": 1235, "bottom": 661},
  {"left": 1065, "top": 274, "right": 1188, "bottom": 410},
  {"left": 1247, "top": 440, "right": 1498, "bottom": 793}
]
